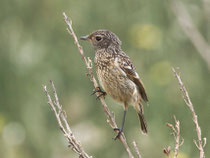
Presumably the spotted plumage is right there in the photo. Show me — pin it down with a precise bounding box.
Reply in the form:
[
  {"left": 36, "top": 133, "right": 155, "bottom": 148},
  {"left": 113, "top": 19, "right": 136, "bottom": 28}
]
[{"left": 80, "top": 29, "right": 148, "bottom": 138}]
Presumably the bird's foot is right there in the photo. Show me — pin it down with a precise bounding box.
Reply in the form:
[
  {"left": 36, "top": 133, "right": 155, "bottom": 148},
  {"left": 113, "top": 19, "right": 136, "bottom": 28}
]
[
  {"left": 91, "top": 87, "right": 106, "bottom": 99},
  {"left": 113, "top": 128, "right": 123, "bottom": 140}
]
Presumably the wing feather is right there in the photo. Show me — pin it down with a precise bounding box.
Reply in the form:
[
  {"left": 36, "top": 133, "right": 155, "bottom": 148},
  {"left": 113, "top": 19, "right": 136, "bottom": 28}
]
[
  {"left": 121, "top": 66, "right": 148, "bottom": 102},
  {"left": 115, "top": 52, "right": 148, "bottom": 102}
]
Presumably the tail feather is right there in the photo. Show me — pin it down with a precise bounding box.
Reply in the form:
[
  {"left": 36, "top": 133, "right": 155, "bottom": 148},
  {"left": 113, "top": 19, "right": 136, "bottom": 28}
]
[{"left": 137, "top": 112, "right": 148, "bottom": 134}]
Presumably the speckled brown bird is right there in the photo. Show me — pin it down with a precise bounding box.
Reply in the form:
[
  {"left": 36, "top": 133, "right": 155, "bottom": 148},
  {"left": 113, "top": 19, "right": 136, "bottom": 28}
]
[{"left": 80, "top": 30, "right": 148, "bottom": 139}]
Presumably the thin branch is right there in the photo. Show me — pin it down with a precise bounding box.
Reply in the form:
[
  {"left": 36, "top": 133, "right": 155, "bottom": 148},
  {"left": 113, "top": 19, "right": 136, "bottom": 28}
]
[
  {"left": 63, "top": 12, "right": 135, "bottom": 158},
  {"left": 166, "top": 116, "right": 184, "bottom": 158},
  {"left": 170, "top": 0, "right": 210, "bottom": 69},
  {"left": 133, "top": 141, "right": 142, "bottom": 158},
  {"left": 172, "top": 67, "right": 206, "bottom": 158},
  {"left": 43, "top": 81, "right": 91, "bottom": 158}
]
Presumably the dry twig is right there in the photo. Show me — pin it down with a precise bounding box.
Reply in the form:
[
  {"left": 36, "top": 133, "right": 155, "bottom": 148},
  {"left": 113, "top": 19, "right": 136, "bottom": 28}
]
[
  {"left": 43, "top": 81, "right": 91, "bottom": 158},
  {"left": 170, "top": 0, "right": 210, "bottom": 69},
  {"left": 172, "top": 67, "right": 206, "bottom": 158},
  {"left": 165, "top": 116, "right": 184, "bottom": 158},
  {"left": 133, "top": 141, "right": 142, "bottom": 158},
  {"left": 62, "top": 12, "right": 137, "bottom": 158}
]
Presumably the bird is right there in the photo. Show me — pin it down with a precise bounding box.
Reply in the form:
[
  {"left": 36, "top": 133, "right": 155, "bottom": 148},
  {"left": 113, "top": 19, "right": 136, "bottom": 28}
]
[{"left": 80, "top": 29, "right": 148, "bottom": 139}]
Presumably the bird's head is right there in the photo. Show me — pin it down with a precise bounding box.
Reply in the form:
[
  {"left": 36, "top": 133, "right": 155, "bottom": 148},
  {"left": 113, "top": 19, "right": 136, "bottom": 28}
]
[{"left": 80, "top": 29, "right": 121, "bottom": 50}]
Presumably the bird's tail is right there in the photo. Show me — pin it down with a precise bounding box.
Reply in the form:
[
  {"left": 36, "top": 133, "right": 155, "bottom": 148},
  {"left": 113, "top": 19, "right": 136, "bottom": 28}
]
[
  {"left": 136, "top": 103, "right": 148, "bottom": 134},
  {"left": 137, "top": 111, "right": 147, "bottom": 134}
]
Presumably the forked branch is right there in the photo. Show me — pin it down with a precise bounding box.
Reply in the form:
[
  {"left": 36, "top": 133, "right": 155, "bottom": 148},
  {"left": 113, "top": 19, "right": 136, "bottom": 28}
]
[
  {"left": 172, "top": 67, "right": 206, "bottom": 158},
  {"left": 164, "top": 116, "right": 184, "bottom": 158},
  {"left": 43, "top": 81, "right": 91, "bottom": 158}
]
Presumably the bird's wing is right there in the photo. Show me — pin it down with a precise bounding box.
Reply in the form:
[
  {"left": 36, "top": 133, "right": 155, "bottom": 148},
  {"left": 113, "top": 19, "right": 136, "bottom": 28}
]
[{"left": 116, "top": 53, "right": 148, "bottom": 103}]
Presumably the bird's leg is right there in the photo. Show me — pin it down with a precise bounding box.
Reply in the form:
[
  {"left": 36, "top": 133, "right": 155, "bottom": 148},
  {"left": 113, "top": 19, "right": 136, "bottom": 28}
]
[
  {"left": 91, "top": 87, "right": 106, "bottom": 99},
  {"left": 113, "top": 109, "right": 127, "bottom": 140}
]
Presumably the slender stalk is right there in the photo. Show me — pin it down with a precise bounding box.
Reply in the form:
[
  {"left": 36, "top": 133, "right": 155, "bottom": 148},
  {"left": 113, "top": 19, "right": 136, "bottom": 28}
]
[
  {"left": 172, "top": 67, "right": 206, "bottom": 158},
  {"left": 43, "top": 81, "right": 91, "bottom": 158}
]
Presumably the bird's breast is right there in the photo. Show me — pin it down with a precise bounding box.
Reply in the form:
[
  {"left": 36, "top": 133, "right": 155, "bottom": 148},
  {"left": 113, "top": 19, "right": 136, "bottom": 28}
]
[{"left": 95, "top": 55, "right": 138, "bottom": 104}]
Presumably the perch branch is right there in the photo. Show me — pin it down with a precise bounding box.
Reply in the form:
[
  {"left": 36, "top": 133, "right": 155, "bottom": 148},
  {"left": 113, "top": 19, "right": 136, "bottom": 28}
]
[
  {"left": 170, "top": 0, "right": 210, "bottom": 69},
  {"left": 43, "top": 81, "right": 91, "bottom": 158},
  {"left": 165, "top": 116, "right": 184, "bottom": 158},
  {"left": 172, "top": 67, "right": 206, "bottom": 158},
  {"left": 63, "top": 12, "right": 136, "bottom": 158}
]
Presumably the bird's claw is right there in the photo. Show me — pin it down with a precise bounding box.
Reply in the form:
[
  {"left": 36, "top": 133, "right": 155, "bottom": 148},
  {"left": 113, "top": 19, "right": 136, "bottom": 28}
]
[
  {"left": 113, "top": 128, "right": 123, "bottom": 140},
  {"left": 96, "top": 93, "right": 106, "bottom": 99},
  {"left": 91, "top": 87, "right": 106, "bottom": 99},
  {"left": 113, "top": 128, "right": 120, "bottom": 131}
]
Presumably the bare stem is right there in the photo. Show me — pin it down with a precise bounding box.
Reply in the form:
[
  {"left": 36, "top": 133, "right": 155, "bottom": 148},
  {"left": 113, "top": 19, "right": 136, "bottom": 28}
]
[
  {"left": 63, "top": 12, "right": 136, "bottom": 158},
  {"left": 172, "top": 67, "right": 206, "bottom": 158},
  {"left": 166, "top": 116, "right": 184, "bottom": 158},
  {"left": 133, "top": 141, "right": 142, "bottom": 158},
  {"left": 43, "top": 81, "right": 91, "bottom": 158}
]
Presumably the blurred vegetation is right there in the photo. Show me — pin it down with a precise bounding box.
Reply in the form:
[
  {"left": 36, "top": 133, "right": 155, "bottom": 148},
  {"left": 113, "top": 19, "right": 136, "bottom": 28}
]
[{"left": 0, "top": 0, "right": 210, "bottom": 158}]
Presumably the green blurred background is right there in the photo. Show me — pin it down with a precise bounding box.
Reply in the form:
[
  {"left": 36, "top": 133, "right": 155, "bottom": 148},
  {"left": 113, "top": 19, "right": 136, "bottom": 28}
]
[{"left": 0, "top": 0, "right": 210, "bottom": 157}]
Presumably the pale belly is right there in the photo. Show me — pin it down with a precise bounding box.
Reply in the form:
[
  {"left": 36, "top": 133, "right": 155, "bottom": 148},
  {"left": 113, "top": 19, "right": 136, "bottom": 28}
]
[{"left": 96, "top": 67, "right": 138, "bottom": 105}]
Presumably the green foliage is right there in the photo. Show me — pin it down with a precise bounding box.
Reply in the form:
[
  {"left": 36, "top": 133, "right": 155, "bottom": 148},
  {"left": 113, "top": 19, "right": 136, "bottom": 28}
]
[{"left": 0, "top": 0, "right": 210, "bottom": 157}]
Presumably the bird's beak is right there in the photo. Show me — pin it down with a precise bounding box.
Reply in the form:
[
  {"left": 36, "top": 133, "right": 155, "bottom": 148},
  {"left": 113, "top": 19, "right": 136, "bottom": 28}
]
[{"left": 80, "top": 35, "right": 89, "bottom": 40}]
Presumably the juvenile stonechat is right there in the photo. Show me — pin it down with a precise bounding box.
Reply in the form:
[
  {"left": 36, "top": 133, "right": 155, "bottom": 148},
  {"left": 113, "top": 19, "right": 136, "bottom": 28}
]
[{"left": 81, "top": 30, "right": 148, "bottom": 139}]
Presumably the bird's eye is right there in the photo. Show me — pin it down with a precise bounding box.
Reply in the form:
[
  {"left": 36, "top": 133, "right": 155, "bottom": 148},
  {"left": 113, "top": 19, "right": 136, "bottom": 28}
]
[{"left": 96, "top": 36, "right": 102, "bottom": 41}]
